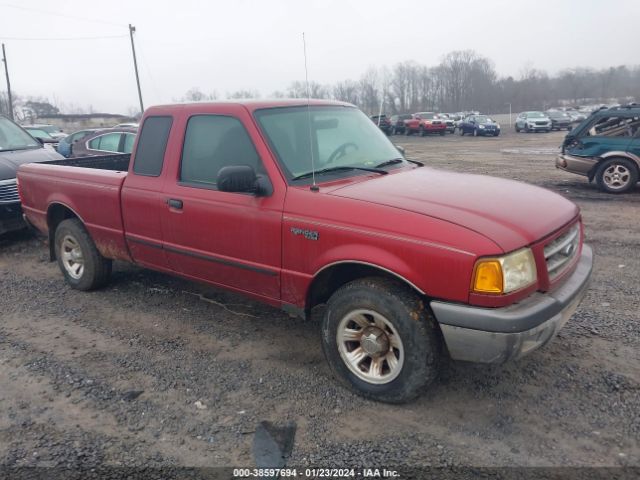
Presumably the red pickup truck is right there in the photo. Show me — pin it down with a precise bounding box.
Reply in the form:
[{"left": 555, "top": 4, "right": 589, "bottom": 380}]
[
  {"left": 404, "top": 112, "right": 447, "bottom": 136},
  {"left": 18, "top": 100, "right": 593, "bottom": 403}
]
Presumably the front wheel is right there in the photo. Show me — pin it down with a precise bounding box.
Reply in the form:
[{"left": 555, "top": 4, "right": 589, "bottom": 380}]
[
  {"left": 515, "top": 124, "right": 520, "bottom": 132},
  {"left": 405, "top": 126, "right": 412, "bottom": 136},
  {"left": 473, "top": 128, "right": 478, "bottom": 137},
  {"left": 419, "top": 126, "right": 426, "bottom": 137},
  {"left": 459, "top": 128, "right": 464, "bottom": 136},
  {"left": 595, "top": 157, "right": 639, "bottom": 194},
  {"left": 54, "top": 218, "right": 112, "bottom": 290},
  {"left": 321, "top": 277, "right": 442, "bottom": 403}
]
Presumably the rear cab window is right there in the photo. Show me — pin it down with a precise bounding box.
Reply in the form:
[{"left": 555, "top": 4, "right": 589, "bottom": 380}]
[{"left": 132, "top": 116, "right": 173, "bottom": 176}]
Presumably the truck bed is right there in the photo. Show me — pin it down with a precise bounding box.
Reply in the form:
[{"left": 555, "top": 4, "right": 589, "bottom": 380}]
[{"left": 17, "top": 154, "right": 132, "bottom": 262}]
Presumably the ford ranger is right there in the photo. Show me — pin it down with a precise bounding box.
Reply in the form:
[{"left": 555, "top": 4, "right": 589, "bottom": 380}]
[{"left": 18, "top": 100, "right": 593, "bottom": 403}]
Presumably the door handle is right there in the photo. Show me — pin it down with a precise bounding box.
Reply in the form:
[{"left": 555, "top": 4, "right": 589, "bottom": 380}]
[{"left": 167, "top": 198, "right": 183, "bottom": 210}]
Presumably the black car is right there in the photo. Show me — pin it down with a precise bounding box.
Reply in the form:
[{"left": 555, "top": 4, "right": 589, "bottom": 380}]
[
  {"left": 370, "top": 115, "right": 392, "bottom": 135},
  {"left": 0, "top": 115, "right": 63, "bottom": 235},
  {"left": 547, "top": 111, "right": 573, "bottom": 131},
  {"left": 388, "top": 114, "right": 412, "bottom": 135}
]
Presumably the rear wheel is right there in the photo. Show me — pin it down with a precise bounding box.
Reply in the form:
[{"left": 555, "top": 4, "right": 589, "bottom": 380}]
[
  {"left": 595, "top": 157, "right": 639, "bottom": 194},
  {"left": 321, "top": 277, "right": 441, "bottom": 403},
  {"left": 515, "top": 124, "right": 520, "bottom": 132},
  {"left": 459, "top": 127, "right": 464, "bottom": 136},
  {"left": 54, "top": 218, "right": 112, "bottom": 290}
]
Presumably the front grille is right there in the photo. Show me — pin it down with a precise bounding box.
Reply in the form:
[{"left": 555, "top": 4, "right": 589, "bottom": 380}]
[
  {"left": 544, "top": 223, "right": 580, "bottom": 279},
  {"left": 0, "top": 178, "right": 20, "bottom": 204},
  {"left": 535, "top": 121, "right": 549, "bottom": 126},
  {"left": 432, "top": 121, "right": 441, "bottom": 125}
]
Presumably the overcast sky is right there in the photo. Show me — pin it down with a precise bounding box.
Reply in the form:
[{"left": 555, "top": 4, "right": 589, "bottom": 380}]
[{"left": 1, "top": 0, "right": 638, "bottom": 114}]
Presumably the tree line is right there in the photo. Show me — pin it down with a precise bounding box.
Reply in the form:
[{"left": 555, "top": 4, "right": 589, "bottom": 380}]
[
  {"left": 2, "top": 50, "right": 639, "bottom": 119},
  {"left": 181, "top": 51, "right": 640, "bottom": 115}
]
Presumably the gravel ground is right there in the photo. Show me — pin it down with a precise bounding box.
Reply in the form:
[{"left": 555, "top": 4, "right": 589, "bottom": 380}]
[{"left": 0, "top": 127, "right": 638, "bottom": 478}]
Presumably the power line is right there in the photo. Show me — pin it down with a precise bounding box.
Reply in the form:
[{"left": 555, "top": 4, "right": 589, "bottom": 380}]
[
  {"left": 0, "top": 2, "right": 127, "bottom": 28},
  {"left": 0, "top": 35, "right": 129, "bottom": 41}
]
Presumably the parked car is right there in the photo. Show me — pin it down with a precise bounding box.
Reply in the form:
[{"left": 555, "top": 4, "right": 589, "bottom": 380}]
[
  {"left": 404, "top": 112, "right": 447, "bottom": 136},
  {"left": 515, "top": 111, "right": 552, "bottom": 133},
  {"left": 388, "top": 114, "right": 412, "bottom": 135},
  {"left": 437, "top": 114, "right": 456, "bottom": 133},
  {"left": 557, "top": 104, "right": 640, "bottom": 193},
  {"left": 18, "top": 99, "right": 592, "bottom": 403},
  {"left": 568, "top": 111, "right": 587, "bottom": 123},
  {"left": 370, "top": 115, "right": 392, "bottom": 135},
  {"left": 56, "top": 129, "right": 99, "bottom": 158},
  {"left": 458, "top": 115, "right": 501, "bottom": 137},
  {"left": 546, "top": 111, "right": 573, "bottom": 131},
  {"left": 22, "top": 123, "right": 67, "bottom": 140},
  {"left": 23, "top": 126, "right": 60, "bottom": 150},
  {"left": 0, "top": 115, "right": 63, "bottom": 235},
  {"left": 70, "top": 127, "right": 137, "bottom": 157}
]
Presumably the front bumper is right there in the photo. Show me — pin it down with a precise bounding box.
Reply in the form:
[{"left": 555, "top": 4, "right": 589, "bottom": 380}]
[
  {"left": 556, "top": 154, "right": 597, "bottom": 176},
  {"left": 0, "top": 202, "right": 26, "bottom": 235},
  {"left": 431, "top": 244, "right": 593, "bottom": 364}
]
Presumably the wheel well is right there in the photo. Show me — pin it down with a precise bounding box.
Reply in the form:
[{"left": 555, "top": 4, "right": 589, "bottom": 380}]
[
  {"left": 306, "top": 263, "right": 424, "bottom": 314},
  {"left": 46, "top": 204, "right": 79, "bottom": 260}
]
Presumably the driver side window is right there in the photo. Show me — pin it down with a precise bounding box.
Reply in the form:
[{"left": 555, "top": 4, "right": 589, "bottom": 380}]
[
  {"left": 180, "top": 115, "right": 263, "bottom": 189},
  {"left": 586, "top": 116, "right": 640, "bottom": 137}
]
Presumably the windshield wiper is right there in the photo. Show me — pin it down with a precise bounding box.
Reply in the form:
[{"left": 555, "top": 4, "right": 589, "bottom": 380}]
[
  {"left": 291, "top": 165, "right": 388, "bottom": 181},
  {"left": 374, "top": 158, "right": 404, "bottom": 168}
]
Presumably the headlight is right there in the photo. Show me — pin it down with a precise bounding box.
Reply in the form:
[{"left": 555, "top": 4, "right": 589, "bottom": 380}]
[
  {"left": 479, "top": 125, "right": 485, "bottom": 129},
  {"left": 472, "top": 248, "right": 537, "bottom": 294}
]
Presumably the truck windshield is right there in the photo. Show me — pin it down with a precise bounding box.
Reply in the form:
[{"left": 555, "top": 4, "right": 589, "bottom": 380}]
[
  {"left": 255, "top": 106, "right": 406, "bottom": 182},
  {"left": 0, "top": 117, "right": 41, "bottom": 151}
]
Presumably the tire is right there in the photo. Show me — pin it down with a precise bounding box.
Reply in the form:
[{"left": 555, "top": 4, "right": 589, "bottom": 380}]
[
  {"left": 524, "top": 125, "right": 530, "bottom": 133},
  {"left": 515, "top": 124, "right": 520, "bottom": 133},
  {"left": 54, "top": 218, "right": 112, "bottom": 291},
  {"left": 595, "top": 157, "right": 639, "bottom": 194},
  {"left": 321, "top": 277, "right": 442, "bottom": 403},
  {"left": 567, "top": 126, "right": 573, "bottom": 131},
  {"left": 390, "top": 127, "right": 396, "bottom": 136},
  {"left": 473, "top": 128, "right": 478, "bottom": 137},
  {"left": 494, "top": 132, "right": 500, "bottom": 137},
  {"left": 405, "top": 126, "right": 412, "bottom": 136},
  {"left": 459, "top": 127, "right": 464, "bottom": 136},
  {"left": 419, "top": 126, "right": 426, "bottom": 137},
  {"left": 439, "top": 130, "right": 445, "bottom": 136}
]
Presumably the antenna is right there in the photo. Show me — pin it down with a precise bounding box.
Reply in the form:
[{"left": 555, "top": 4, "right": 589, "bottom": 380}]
[{"left": 302, "top": 32, "right": 319, "bottom": 192}]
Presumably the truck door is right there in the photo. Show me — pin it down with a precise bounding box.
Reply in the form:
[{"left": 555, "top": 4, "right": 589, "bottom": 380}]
[
  {"left": 121, "top": 116, "right": 174, "bottom": 271},
  {"left": 160, "top": 107, "right": 283, "bottom": 300}
]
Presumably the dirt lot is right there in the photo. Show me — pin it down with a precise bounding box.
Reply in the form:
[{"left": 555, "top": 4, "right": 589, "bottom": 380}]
[{"left": 0, "top": 126, "right": 638, "bottom": 476}]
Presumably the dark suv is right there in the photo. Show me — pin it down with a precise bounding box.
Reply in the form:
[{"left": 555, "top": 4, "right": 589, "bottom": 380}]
[
  {"left": 388, "top": 114, "right": 412, "bottom": 135},
  {"left": 557, "top": 104, "right": 640, "bottom": 193},
  {"left": 370, "top": 115, "right": 392, "bottom": 135},
  {"left": 1, "top": 115, "right": 63, "bottom": 234}
]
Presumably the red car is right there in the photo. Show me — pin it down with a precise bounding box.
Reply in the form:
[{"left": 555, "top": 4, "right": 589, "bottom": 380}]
[
  {"left": 18, "top": 100, "right": 592, "bottom": 403},
  {"left": 404, "top": 112, "right": 447, "bottom": 136}
]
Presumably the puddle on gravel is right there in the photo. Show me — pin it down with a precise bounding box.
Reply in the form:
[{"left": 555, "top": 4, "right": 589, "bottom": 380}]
[{"left": 501, "top": 147, "right": 560, "bottom": 155}]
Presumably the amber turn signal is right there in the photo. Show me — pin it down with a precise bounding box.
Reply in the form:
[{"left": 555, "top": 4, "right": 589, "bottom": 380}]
[{"left": 472, "top": 260, "right": 503, "bottom": 294}]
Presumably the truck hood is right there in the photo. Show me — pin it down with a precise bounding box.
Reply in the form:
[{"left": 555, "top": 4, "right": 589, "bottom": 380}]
[
  {"left": 0, "top": 147, "right": 63, "bottom": 181},
  {"left": 329, "top": 168, "right": 579, "bottom": 252}
]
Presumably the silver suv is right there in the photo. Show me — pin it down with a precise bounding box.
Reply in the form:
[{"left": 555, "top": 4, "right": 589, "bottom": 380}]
[{"left": 515, "top": 111, "right": 551, "bottom": 133}]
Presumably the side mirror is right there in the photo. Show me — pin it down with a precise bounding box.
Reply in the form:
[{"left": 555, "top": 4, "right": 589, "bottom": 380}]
[
  {"left": 395, "top": 145, "right": 405, "bottom": 156},
  {"left": 218, "top": 165, "right": 271, "bottom": 196}
]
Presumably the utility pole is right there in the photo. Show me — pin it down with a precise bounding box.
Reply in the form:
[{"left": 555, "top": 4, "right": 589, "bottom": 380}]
[
  {"left": 128, "top": 24, "right": 144, "bottom": 114},
  {"left": 2, "top": 43, "right": 14, "bottom": 120}
]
